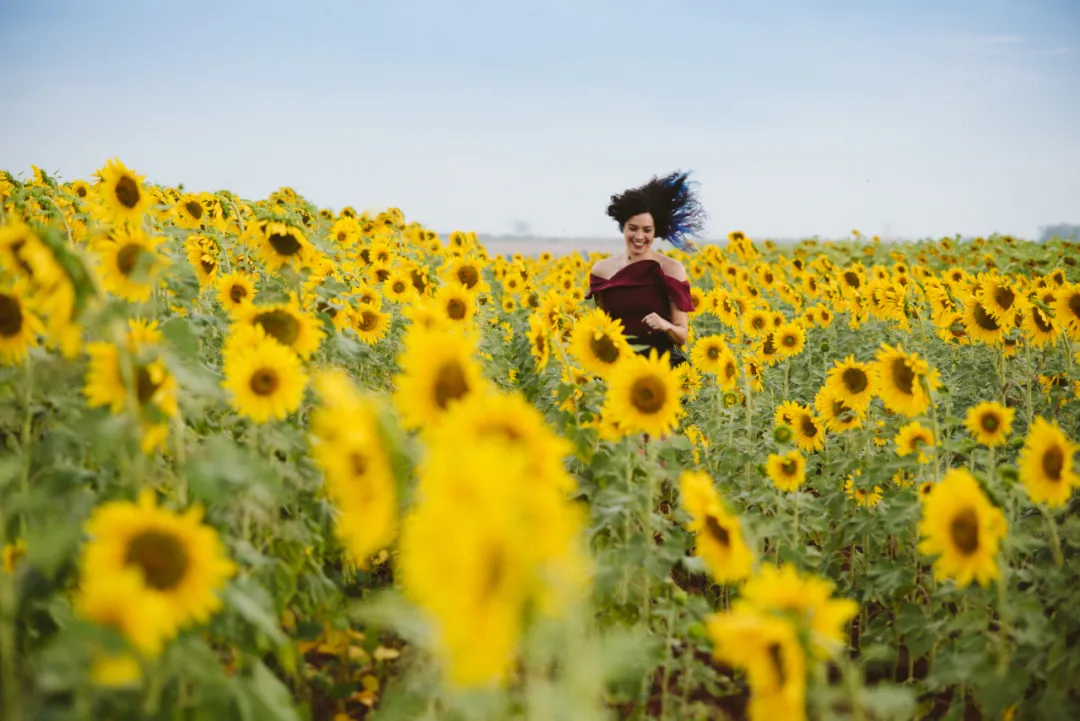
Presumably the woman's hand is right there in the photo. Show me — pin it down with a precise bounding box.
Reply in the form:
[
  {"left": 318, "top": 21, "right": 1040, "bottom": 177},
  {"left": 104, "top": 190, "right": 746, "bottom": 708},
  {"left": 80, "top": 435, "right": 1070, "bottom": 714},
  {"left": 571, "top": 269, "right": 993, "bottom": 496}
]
[{"left": 642, "top": 313, "right": 671, "bottom": 332}]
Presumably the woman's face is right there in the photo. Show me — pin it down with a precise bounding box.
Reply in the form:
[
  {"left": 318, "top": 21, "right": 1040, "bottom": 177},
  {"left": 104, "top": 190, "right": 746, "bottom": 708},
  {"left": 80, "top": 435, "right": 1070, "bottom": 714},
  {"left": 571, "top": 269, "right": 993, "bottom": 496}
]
[{"left": 623, "top": 212, "right": 655, "bottom": 258}]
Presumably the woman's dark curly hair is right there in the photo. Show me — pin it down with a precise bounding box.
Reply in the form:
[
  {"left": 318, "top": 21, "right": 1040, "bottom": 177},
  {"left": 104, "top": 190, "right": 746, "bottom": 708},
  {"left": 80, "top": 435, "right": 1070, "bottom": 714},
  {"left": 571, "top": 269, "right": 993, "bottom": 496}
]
[{"left": 606, "top": 170, "right": 707, "bottom": 252}]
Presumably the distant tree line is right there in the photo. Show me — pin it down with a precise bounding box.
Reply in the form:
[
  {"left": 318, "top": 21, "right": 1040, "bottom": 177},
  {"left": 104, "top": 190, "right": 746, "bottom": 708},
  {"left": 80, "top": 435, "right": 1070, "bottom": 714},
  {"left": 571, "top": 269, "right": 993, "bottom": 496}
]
[{"left": 1038, "top": 223, "right": 1080, "bottom": 242}]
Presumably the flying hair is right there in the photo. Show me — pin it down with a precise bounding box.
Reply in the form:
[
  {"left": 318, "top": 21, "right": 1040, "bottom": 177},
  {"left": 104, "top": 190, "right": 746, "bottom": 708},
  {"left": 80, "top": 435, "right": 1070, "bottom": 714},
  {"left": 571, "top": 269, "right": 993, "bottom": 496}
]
[{"left": 605, "top": 170, "right": 707, "bottom": 252}]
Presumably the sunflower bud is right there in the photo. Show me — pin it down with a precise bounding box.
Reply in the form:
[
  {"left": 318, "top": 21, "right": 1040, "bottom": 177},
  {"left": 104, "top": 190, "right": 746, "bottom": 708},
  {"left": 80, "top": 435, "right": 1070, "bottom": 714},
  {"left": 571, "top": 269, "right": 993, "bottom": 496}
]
[
  {"left": 722, "top": 390, "right": 740, "bottom": 408},
  {"left": 774, "top": 424, "right": 794, "bottom": 444},
  {"left": 997, "top": 465, "right": 1019, "bottom": 485}
]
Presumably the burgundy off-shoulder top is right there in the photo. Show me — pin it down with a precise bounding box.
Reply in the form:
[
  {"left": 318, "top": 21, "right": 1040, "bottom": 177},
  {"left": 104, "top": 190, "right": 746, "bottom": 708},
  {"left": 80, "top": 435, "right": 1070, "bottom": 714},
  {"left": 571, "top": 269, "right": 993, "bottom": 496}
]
[{"left": 586, "top": 259, "right": 696, "bottom": 340}]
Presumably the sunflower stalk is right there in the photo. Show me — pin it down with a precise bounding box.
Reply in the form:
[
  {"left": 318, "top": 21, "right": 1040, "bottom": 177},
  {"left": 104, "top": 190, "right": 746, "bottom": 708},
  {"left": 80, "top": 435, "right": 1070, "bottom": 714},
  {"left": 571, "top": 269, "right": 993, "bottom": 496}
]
[
  {"left": 0, "top": 519, "right": 20, "bottom": 721},
  {"left": 1040, "top": 505, "right": 1064, "bottom": 568}
]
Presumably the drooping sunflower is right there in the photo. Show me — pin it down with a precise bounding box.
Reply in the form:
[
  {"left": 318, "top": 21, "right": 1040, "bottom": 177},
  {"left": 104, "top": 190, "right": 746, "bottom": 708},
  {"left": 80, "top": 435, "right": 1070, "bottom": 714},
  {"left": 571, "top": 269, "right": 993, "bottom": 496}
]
[
  {"left": 235, "top": 296, "right": 326, "bottom": 359},
  {"left": 221, "top": 330, "right": 308, "bottom": 423},
  {"left": 0, "top": 281, "right": 44, "bottom": 365},
  {"left": 872, "top": 343, "right": 940, "bottom": 417},
  {"left": 790, "top": 406, "right": 825, "bottom": 453},
  {"left": 679, "top": 471, "right": 754, "bottom": 583},
  {"left": 185, "top": 234, "right": 220, "bottom": 286},
  {"left": 393, "top": 325, "right": 488, "bottom": 430},
  {"left": 80, "top": 489, "right": 237, "bottom": 632},
  {"left": 1019, "top": 303, "right": 1057, "bottom": 347},
  {"left": 215, "top": 271, "right": 256, "bottom": 315},
  {"left": 766, "top": 450, "right": 806, "bottom": 492},
  {"left": 813, "top": 387, "right": 864, "bottom": 433},
  {"left": 569, "top": 307, "right": 632, "bottom": 377},
  {"left": 604, "top": 349, "right": 684, "bottom": 437},
  {"left": 962, "top": 295, "right": 1008, "bottom": 345},
  {"left": 93, "top": 225, "right": 169, "bottom": 303},
  {"left": 976, "top": 274, "right": 1018, "bottom": 321},
  {"left": 1017, "top": 416, "right": 1080, "bottom": 508},
  {"left": 93, "top": 158, "right": 152, "bottom": 225},
  {"left": 1052, "top": 283, "right": 1080, "bottom": 341},
  {"left": 527, "top": 312, "right": 551, "bottom": 372},
  {"left": 894, "top": 421, "right": 935, "bottom": 464},
  {"left": 917, "top": 468, "right": 1007, "bottom": 588},
  {"left": 350, "top": 303, "right": 391, "bottom": 345},
  {"left": 964, "top": 401, "right": 1015, "bottom": 447}
]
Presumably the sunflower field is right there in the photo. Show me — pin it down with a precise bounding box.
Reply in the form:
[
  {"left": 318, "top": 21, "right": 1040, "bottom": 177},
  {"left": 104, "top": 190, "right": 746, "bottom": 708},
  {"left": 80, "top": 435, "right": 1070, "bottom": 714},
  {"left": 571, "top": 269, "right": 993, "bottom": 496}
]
[{"left": 1, "top": 161, "right": 1079, "bottom": 721}]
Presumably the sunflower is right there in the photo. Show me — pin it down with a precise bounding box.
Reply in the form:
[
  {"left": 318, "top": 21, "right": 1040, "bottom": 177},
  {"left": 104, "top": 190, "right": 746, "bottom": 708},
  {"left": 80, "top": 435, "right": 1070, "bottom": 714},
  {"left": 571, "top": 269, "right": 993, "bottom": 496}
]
[
  {"left": 185, "top": 234, "right": 220, "bottom": 286},
  {"left": 774, "top": 322, "right": 806, "bottom": 359},
  {"left": 790, "top": 406, "right": 825, "bottom": 452},
  {"left": 962, "top": 295, "right": 1008, "bottom": 345},
  {"left": 94, "top": 225, "right": 168, "bottom": 303},
  {"left": 350, "top": 303, "right": 391, "bottom": 344},
  {"left": 976, "top": 274, "right": 1017, "bottom": 321},
  {"left": 527, "top": 312, "right": 551, "bottom": 372},
  {"left": 734, "top": 564, "right": 858, "bottom": 660},
  {"left": 679, "top": 471, "right": 754, "bottom": 583},
  {"left": 894, "top": 421, "right": 934, "bottom": 464},
  {"left": 75, "top": 569, "right": 175, "bottom": 657},
  {"left": 689, "top": 334, "right": 729, "bottom": 376},
  {"left": 569, "top": 308, "right": 632, "bottom": 377},
  {"left": 221, "top": 330, "right": 308, "bottom": 423},
  {"left": 964, "top": 401, "right": 1015, "bottom": 447},
  {"left": 433, "top": 281, "right": 476, "bottom": 326},
  {"left": 1053, "top": 283, "right": 1080, "bottom": 341},
  {"left": 93, "top": 158, "right": 152, "bottom": 225},
  {"left": 257, "top": 220, "right": 313, "bottom": 272},
  {"left": 329, "top": 217, "right": 362, "bottom": 247},
  {"left": 215, "top": 271, "right": 256, "bottom": 315},
  {"left": 393, "top": 325, "right": 487, "bottom": 430},
  {"left": 1017, "top": 416, "right": 1080, "bottom": 508},
  {"left": 172, "top": 193, "right": 208, "bottom": 230},
  {"left": 766, "top": 450, "right": 805, "bottom": 492},
  {"left": 83, "top": 342, "right": 178, "bottom": 450},
  {"left": 872, "top": 343, "right": 940, "bottom": 417},
  {"left": 80, "top": 489, "right": 237, "bottom": 632},
  {"left": 742, "top": 308, "right": 771, "bottom": 338},
  {"left": 235, "top": 296, "right": 325, "bottom": 359},
  {"left": 1020, "top": 303, "right": 1057, "bottom": 347},
  {"left": 443, "top": 256, "right": 489, "bottom": 295},
  {"left": 813, "top": 387, "right": 864, "bottom": 433},
  {"left": 844, "top": 471, "right": 883, "bottom": 508},
  {"left": 605, "top": 350, "right": 684, "bottom": 437},
  {"left": 0, "top": 281, "right": 44, "bottom": 365},
  {"left": 383, "top": 267, "right": 418, "bottom": 304},
  {"left": 917, "top": 468, "right": 1007, "bottom": 588}
]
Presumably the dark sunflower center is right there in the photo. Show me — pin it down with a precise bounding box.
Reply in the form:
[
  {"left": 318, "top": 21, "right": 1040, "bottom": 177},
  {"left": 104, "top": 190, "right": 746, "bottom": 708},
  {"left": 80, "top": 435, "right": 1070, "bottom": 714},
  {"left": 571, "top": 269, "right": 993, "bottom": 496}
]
[
  {"left": 117, "top": 243, "right": 147, "bottom": 277},
  {"left": 980, "top": 414, "right": 1000, "bottom": 433},
  {"left": 890, "top": 357, "right": 915, "bottom": 395},
  {"left": 799, "top": 414, "right": 819, "bottom": 438},
  {"left": 135, "top": 365, "right": 161, "bottom": 404},
  {"left": 752, "top": 316, "right": 765, "bottom": 329},
  {"left": 949, "top": 508, "right": 980, "bottom": 555},
  {"left": 844, "top": 271, "right": 861, "bottom": 289},
  {"left": 268, "top": 230, "right": 302, "bottom": 256},
  {"left": 972, "top": 302, "right": 1000, "bottom": 331},
  {"left": 589, "top": 333, "right": 620, "bottom": 364},
  {"left": 1032, "top": 308, "right": 1053, "bottom": 333},
  {"left": 254, "top": 310, "right": 300, "bottom": 346},
  {"left": 782, "top": 333, "right": 797, "bottom": 348},
  {"left": 249, "top": 368, "right": 279, "bottom": 396},
  {"left": 229, "top": 284, "right": 248, "bottom": 303},
  {"left": 457, "top": 266, "right": 479, "bottom": 289},
  {"left": 993, "top": 286, "right": 1015, "bottom": 311},
  {"left": 76, "top": 185, "right": 88, "bottom": 198},
  {"left": 350, "top": 451, "right": 367, "bottom": 476},
  {"left": 1042, "top": 446, "right": 1064, "bottom": 481},
  {"left": 411, "top": 270, "right": 428, "bottom": 293},
  {"left": 184, "top": 200, "right": 203, "bottom": 220},
  {"left": 767, "top": 642, "right": 787, "bottom": 686},
  {"left": 125, "top": 530, "right": 189, "bottom": 590},
  {"left": 0, "top": 294, "right": 23, "bottom": 337},
  {"left": 724, "top": 361, "right": 737, "bottom": 379},
  {"left": 781, "top": 459, "right": 798, "bottom": 475},
  {"left": 842, "top": 367, "right": 868, "bottom": 394},
  {"left": 762, "top": 334, "right": 777, "bottom": 355},
  {"left": 200, "top": 256, "right": 216, "bottom": 273},
  {"left": 357, "top": 310, "right": 380, "bottom": 332},
  {"left": 446, "top": 299, "right": 467, "bottom": 320},
  {"left": 1068, "top": 293, "right": 1080, "bottom": 320},
  {"left": 433, "top": 361, "right": 470, "bottom": 409},
  {"left": 115, "top": 176, "right": 141, "bottom": 209},
  {"left": 704, "top": 515, "right": 730, "bottom": 547},
  {"left": 630, "top": 375, "right": 667, "bottom": 414},
  {"left": 707, "top": 346, "right": 720, "bottom": 360}
]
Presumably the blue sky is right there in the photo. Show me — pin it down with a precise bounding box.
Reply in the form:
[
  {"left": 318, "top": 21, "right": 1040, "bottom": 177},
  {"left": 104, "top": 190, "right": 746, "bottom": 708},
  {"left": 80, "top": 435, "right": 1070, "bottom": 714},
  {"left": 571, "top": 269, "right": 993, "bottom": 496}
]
[{"left": 2, "top": 0, "right": 1078, "bottom": 241}]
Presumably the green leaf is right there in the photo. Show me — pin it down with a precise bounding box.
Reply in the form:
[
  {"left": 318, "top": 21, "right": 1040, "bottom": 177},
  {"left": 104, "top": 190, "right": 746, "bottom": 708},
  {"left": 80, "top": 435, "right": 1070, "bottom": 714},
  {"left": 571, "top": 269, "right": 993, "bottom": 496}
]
[
  {"left": 245, "top": 660, "right": 301, "bottom": 721},
  {"left": 162, "top": 315, "right": 200, "bottom": 361},
  {"left": 225, "top": 581, "right": 287, "bottom": 647}
]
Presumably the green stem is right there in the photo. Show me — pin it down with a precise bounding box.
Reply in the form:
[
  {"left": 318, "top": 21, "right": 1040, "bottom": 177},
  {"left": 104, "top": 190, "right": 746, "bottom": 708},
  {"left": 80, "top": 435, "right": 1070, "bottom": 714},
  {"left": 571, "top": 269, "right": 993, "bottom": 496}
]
[
  {"left": 1023, "top": 339, "right": 1036, "bottom": 426},
  {"left": 0, "top": 525, "right": 20, "bottom": 721},
  {"left": 1040, "top": 505, "right": 1064, "bottom": 568}
]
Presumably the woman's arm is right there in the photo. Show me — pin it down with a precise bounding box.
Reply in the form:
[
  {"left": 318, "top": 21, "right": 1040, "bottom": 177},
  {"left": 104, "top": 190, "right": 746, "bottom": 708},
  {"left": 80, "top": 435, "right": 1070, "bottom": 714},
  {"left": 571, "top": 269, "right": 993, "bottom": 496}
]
[{"left": 643, "top": 306, "right": 689, "bottom": 346}]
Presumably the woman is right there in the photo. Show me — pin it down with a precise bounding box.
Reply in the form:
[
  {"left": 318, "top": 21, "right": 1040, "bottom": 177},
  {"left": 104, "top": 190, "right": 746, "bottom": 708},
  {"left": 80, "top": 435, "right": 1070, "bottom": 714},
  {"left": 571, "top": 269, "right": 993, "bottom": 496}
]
[{"left": 586, "top": 170, "right": 706, "bottom": 367}]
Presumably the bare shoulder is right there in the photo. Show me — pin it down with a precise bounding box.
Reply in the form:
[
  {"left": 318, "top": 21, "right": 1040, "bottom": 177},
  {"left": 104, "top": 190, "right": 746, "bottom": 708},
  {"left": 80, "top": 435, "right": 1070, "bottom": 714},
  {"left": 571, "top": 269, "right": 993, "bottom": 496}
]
[
  {"left": 590, "top": 255, "right": 620, "bottom": 279},
  {"left": 655, "top": 254, "right": 688, "bottom": 281}
]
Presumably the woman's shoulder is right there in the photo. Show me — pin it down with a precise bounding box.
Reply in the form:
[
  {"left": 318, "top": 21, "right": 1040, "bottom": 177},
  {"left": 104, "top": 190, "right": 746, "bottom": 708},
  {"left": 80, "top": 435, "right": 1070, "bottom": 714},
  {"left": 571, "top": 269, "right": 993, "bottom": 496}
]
[
  {"left": 590, "top": 255, "right": 621, "bottom": 280},
  {"left": 654, "top": 253, "right": 688, "bottom": 282}
]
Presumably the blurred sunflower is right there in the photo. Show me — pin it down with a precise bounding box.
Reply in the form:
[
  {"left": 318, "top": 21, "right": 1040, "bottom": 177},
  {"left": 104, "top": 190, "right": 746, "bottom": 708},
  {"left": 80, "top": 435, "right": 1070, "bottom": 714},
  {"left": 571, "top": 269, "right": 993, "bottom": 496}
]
[
  {"left": 350, "top": 303, "right": 391, "bottom": 345},
  {"left": 221, "top": 329, "right": 308, "bottom": 423},
  {"left": 0, "top": 280, "right": 44, "bottom": 365},
  {"left": 1052, "top": 283, "right": 1080, "bottom": 340},
  {"left": 765, "top": 450, "right": 805, "bottom": 492},
  {"left": 393, "top": 325, "right": 487, "bottom": 430},
  {"left": 894, "top": 421, "right": 934, "bottom": 464},
  {"left": 964, "top": 401, "right": 1014, "bottom": 447},
  {"left": 93, "top": 158, "right": 152, "bottom": 225},
  {"left": 679, "top": 470, "right": 754, "bottom": 583},
  {"left": 432, "top": 281, "right": 476, "bottom": 326},
  {"left": 1017, "top": 416, "right": 1079, "bottom": 508},
  {"left": 93, "top": 225, "right": 169, "bottom": 303},
  {"left": 215, "top": 270, "right": 256, "bottom": 315},
  {"left": 257, "top": 220, "right": 313, "bottom": 272},
  {"left": 172, "top": 193, "right": 207, "bottom": 230},
  {"left": 604, "top": 349, "right": 683, "bottom": 437},
  {"left": 236, "top": 296, "right": 325, "bottom": 359},
  {"left": 569, "top": 308, "right": 631, "bottom": 377}
]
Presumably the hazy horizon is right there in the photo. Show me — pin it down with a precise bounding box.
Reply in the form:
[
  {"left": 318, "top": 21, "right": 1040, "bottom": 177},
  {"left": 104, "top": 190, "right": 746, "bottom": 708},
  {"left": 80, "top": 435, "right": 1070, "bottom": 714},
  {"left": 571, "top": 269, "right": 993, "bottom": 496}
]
[{"left": 2, "top": 1, "right": 1079, "bottom": 242}]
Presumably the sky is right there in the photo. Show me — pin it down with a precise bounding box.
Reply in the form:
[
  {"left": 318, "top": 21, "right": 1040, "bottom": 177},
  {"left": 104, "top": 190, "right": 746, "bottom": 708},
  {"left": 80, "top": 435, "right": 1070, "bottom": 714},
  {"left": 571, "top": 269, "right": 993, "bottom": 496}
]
[{"left": 1, "top": 0, "right": 1079, "bottom": 242}]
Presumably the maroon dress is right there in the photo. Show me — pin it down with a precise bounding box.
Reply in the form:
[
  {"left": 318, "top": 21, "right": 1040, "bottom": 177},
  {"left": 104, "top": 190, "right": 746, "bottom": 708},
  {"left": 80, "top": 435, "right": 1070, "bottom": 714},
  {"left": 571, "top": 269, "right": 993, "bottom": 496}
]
[{"left": 587, "top": 259, "right": 696, "bottom": 366}]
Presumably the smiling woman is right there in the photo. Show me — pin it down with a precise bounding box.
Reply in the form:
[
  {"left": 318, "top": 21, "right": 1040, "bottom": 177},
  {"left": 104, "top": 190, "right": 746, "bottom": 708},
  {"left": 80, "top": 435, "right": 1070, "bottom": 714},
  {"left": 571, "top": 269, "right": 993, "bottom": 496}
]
[{"left": 586, "top": 171, "right": 706, "bottom": 367}]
